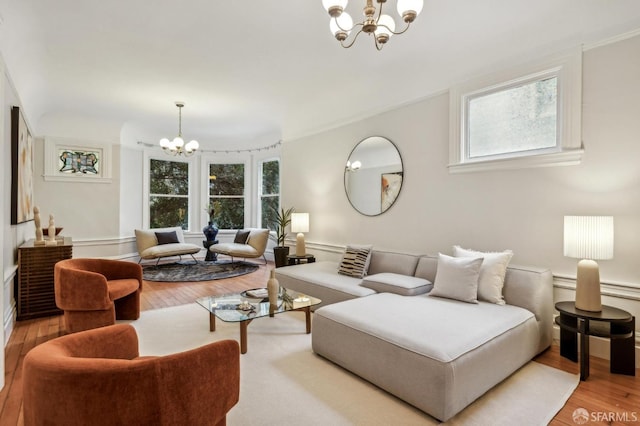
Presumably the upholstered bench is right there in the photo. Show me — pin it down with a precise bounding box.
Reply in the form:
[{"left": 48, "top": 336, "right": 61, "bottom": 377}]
[{"left": 135, "top": 227, "right": 201, "bottom": 265}]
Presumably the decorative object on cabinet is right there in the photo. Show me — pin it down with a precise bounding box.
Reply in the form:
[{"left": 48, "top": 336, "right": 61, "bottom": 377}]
[
  {"left": 563, "top": 216, "right": 614, "bottom": 312},
  {"left": 345, "top": 136, "right": 403, "bottom": 216},
  {"left": 33, "top": 206, "right": 44, "bottom": 244},
  {"left": 16, "top": 238, "right": 73, "bottom": 320},
  {"left": 10, "top": 106, "right": 35, "bottom": 224}
]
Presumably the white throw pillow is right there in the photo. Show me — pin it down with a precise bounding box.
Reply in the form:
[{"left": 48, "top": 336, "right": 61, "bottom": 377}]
[
  {"left": 429, "top": 253, "right": 483, "bottom": 303},
  {"left": 338, "top": 244, "right": 373, "bottom": 278},
  {"left": 453, "top": 246, "right": 514, "bottom": 305}
]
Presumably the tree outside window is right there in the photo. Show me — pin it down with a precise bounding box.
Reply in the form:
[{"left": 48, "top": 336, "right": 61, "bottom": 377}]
[
  {"left": 260, "top": 160, "right": 280, "bottom": 229},
  {"left": 149, "top": 159, "right": 189, "bottom": 229},
  {"left": 209, "top": 163, "right": 245, "bottom": 229}
]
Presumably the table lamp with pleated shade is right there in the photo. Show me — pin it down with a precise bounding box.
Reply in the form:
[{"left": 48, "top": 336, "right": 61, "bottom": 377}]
[{"left": 563, "top": 216, "right": 614, "bottom": 312}]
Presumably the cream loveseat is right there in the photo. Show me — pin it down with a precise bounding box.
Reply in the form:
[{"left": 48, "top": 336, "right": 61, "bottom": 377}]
[
  {"left": 275, "top": 249, "right": 553, "bottom": 421},
  {"left": 134, "top": 227, "right": 201, "bottom": 265}
]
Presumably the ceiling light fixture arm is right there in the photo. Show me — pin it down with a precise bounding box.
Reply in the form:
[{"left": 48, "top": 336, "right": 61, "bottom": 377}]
[
  {"left": 176, "top": 102, "right": 184, "bottom": 137},
  {"left": 323, "top": 0, "right": 423, "bottom": 50}
]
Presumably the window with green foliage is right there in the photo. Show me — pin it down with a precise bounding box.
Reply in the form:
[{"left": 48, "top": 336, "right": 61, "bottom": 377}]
[
  {"left": 149, "top": 159, "right": 189, "bottom": 229},
  {"left": 260, "top": 160, "right": 280, "bottom": 228},
  {"left": 209, "top": 163, "right": 245, "bottom": 229}
]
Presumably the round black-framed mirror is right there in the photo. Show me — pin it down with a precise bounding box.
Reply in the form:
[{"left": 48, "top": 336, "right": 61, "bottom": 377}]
[{"left": 344, "top": 136, "right": 404, "bottom": 216}]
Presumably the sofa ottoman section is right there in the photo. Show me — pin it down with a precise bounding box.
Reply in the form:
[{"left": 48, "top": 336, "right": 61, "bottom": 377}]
[{"left": 312, "top": 293, "right": 540, "bottom": 421}]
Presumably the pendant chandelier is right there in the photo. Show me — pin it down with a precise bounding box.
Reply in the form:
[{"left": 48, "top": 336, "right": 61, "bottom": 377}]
[
  {"left": 322, "top": 0, "right": 423, "bottom": 50},
  {"left": 159, "top": 102, "right": 199, "bottom": 156}
]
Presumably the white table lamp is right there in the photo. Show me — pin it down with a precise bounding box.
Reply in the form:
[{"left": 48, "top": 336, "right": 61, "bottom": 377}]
[
  {"left": 291, "top": 213, "right": 309, "bottom": 256},
  {"left": 563, "top": 216, "right": 614, "bottom": 312}
]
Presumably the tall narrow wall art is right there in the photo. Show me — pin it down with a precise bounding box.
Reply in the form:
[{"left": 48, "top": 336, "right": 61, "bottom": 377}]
[{"left": 11, "top": 106, "right": 35, "bottom": 224}]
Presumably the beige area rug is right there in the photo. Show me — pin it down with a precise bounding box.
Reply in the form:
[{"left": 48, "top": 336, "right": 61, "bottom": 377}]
[{"left": 120, "top": 303, "right": 579, "bottom": 426}]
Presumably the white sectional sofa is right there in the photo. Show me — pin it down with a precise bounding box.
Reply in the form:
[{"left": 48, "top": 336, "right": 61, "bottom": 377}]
[{"left": 275, "top": 249, "right": 553, "bottom": 421}]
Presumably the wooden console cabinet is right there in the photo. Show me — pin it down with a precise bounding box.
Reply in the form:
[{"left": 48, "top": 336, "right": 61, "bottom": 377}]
[{"left": 16, "top": 238, "right": 73, "bottom": 320}]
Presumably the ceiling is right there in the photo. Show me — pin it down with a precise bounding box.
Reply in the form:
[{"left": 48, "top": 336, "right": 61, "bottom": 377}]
[{"left": 1, "top": 1, "right": 639, "bottom": 150}]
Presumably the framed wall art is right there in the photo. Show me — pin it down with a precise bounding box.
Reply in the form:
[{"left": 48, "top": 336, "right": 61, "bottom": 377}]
[
  {"left": 11, "top": 106, "right": 35, "bottom": 224},
  {"left": 44, "top": 137, "right": 112, "bottom": 183}
]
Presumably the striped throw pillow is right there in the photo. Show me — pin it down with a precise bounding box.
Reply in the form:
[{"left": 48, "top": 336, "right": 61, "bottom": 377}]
[{"left": 338, "top": 245, "right": 373, "bottom": 278}]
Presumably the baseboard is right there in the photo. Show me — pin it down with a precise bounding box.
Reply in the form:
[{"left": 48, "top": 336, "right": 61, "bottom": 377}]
[{"left": 4, "top": 302, "right": 15, "bottom": 347}]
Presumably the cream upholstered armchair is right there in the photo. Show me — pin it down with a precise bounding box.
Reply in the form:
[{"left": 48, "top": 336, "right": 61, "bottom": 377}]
[
  {"left": 209, "top": 228, "right": 269, "bottom": 264},
  {"left": 134, "top": 227, "right": 201, "bottom": 265}
]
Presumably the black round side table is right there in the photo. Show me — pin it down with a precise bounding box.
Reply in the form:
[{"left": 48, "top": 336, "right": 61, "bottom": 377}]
[{"left": 555, "top": 301, "right": 635, "bottom": 381}]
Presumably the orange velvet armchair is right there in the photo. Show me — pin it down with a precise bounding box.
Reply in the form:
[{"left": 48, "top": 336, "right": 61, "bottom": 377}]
[
  {"left": 23, "top": 324, "right": 240, "bottom": 426},
  {"left": 54, "top": 258, "right": 142, "bottom": 333}
]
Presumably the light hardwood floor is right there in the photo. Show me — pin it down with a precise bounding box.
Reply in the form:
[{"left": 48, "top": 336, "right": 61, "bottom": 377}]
[{"left": 0, "top": 261, "right": 638, "bottom": 425}]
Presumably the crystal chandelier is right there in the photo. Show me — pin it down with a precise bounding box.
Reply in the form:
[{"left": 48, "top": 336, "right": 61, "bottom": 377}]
[
  {"left": 159, "top": 102, "right": 199, "bottom": 156},
  {"left": 322, "top": 0, "right": 423, "bottom": 50}
]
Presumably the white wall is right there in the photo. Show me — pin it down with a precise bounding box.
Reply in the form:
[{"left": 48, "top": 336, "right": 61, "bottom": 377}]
[
  {"left": 0, "top": 55, "right": 7, "bottom": 390},
  {"left": 119, "top": 145, "right": 144, "bottom": 237},
  {"left": 2, "top": 60, "right": 33, "bottom": 355},
  {"left": 282, "top": 35, "right": 640, "bottom": 356},
  {"left": 284, "top": 34, "right": 640, "bottom": 283},
  {"left": 33, "top": 113, "right": 122, "bottom": 241}
]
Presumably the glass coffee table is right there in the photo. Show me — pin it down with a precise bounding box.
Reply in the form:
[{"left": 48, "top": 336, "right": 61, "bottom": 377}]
[{"left": 196, "top": 288, "right": 321, "bottom": 354}]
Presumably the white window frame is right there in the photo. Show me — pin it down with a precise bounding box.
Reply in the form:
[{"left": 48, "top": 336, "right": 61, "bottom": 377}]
[
  {"left": 142, "top": 150, "right": 197, "bottom": 231},
  {"left": 258, "top": 157, "right": 281, "bottom": 229},
  {"left": 449, "top": 49, "right": 584, "bottom": 173}
]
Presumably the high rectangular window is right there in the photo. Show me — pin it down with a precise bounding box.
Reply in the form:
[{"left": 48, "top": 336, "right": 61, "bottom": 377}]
[
  {"left": 467, "top": 76, "right": 558, "bottom": 159},
  {"left": 449, "top": 51, "right": 583, "bottom": 172}
]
